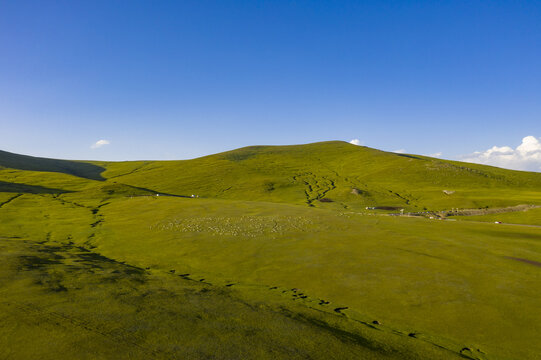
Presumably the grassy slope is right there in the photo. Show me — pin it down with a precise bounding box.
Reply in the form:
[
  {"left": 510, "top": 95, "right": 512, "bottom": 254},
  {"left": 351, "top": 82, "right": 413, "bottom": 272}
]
[
  {"left": 1, "top": 142, "right": 541, "bottom": 359},
  {"left": 100, "top": 141, "right": 541, "bottom": 211},
  {"left": 3, "top": 142, "right": 541, "bottom": 211}
]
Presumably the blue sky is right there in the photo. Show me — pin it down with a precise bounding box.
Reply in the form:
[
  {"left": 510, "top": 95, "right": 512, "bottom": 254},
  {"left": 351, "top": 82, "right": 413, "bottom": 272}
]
[{"left": 1, "top": 1, "right": 540, "bottom": 170}]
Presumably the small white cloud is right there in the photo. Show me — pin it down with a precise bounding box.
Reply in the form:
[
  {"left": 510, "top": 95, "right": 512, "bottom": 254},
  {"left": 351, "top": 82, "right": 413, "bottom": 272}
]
[
  {"left": 90, "top": 139, "right": 110, "bottom": 149},
  {"left": 393, "top": 149, "right": 406, "bottom": 154},
  {"left": 349, "top": 139, "right": 363, "bottom": 146},
  {"left": 461, "top": 136, "right": 541, "bottom": 172},
  {"left": 428, "top": 152, "right": 442, "bottom": 158}
]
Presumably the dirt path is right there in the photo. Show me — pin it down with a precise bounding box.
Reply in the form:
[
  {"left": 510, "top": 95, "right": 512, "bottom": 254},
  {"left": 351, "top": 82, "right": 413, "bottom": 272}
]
[
  {"left": 442, "top": 204, "right": 541, "bottom": 217},
  {"left": 457, "top": 220, "right": 541, "bottom": 229}
]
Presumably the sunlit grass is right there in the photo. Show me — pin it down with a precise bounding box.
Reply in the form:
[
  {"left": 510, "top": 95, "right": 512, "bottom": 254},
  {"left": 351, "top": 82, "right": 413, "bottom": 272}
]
[{"left": 1, "top": 141, "right": 541, "bottom": 359}]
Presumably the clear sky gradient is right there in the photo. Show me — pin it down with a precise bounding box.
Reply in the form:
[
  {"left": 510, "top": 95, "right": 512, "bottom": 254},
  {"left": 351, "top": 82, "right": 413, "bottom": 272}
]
[{"left": 1, "top": 1, "right": 540, "bottom": 170}]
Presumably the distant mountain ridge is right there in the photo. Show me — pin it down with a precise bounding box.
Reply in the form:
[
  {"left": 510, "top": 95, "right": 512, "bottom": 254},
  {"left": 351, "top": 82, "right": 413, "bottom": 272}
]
[{"left": 0, "top": 149, "right": 105, "bottom": 181}]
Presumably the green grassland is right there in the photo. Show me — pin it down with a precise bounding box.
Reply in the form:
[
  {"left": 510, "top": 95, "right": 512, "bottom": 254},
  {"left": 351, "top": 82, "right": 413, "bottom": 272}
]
[{"left": 1, "top": 141, "right": 540, "bottom": 359}]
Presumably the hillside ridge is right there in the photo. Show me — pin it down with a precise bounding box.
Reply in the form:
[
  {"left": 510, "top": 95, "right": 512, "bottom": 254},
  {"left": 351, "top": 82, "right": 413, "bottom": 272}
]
[{"left": 1, "top": 141, "right": 541, "bottom": 211}]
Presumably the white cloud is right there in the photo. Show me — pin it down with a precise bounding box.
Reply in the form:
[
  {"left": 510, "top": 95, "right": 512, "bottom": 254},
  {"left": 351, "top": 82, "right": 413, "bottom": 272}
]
[
  {"left": 428, "top": 152, "right": 442, "bottom": 158},
  {"left": 393, "top": 149, "right": 406, "bottom": 154},
  {"left": 461, "top": 136, "right": 541, "bottom": 172},
  {"left": 349, "top": 139, "right": 363, "bottom": 146},
  {"left": 90, "top": 139, "right": 110, "bottom": 149}
]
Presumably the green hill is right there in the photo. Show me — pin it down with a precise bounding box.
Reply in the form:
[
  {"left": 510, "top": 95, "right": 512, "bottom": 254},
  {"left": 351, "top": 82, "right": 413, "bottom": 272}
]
[
  {"left": 1, "top": 141, "right": 541, "bottom": 359},
  {"left": 93, "top": 141, "right": 541, "bottom": 211},
  {"left": 103, "top": 140, "right": 541, "bottom": 211},
  {"left": 3, "top": 141, "right": 541, "bottom": 211}
]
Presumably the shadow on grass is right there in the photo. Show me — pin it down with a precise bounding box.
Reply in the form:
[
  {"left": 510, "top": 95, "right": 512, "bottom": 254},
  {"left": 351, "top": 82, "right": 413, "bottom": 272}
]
[
  {"left": 13, "top": 240, "right": 147, "bottom": 291},
  {"left": 0, "top": 180, "right": 72, "bottom": 194},
  {"left": 395, "top": 153, "right": 425, "bottom": 160}
]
